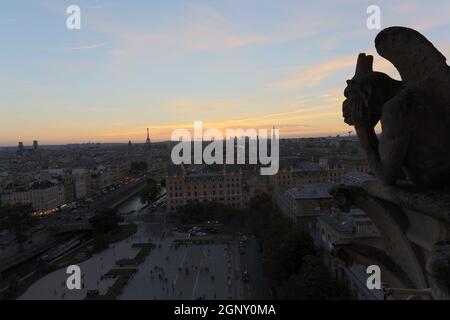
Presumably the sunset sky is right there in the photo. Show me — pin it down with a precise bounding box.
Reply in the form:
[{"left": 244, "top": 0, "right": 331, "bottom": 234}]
[{"left": 1, "top": 0, "right": 450, "bottom": 145}]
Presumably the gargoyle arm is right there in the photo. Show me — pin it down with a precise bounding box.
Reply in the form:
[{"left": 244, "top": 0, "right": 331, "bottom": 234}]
[{"left": 355, "top": 96, "right": 411, "bottom": 186}]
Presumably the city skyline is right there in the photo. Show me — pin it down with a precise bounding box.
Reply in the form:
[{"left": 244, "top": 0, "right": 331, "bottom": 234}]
[{"left": 2, "top": 0, "right": 450, "bottom": 145}]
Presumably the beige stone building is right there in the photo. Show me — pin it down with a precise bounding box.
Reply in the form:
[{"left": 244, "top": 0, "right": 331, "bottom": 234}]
[
  {"left": 0, "top": 180, "right": 65, "bottom": 212},
  {"left": 271, "top": 161, "right": 328, "bottom": 189},
  {"left": 166, "top": 164, "right": 244, "bottom": 212},
  {"left": 320, "top": 155, "right": 370, "bottom": 182},
  {"left": 275, "top": 183, "right": 334, "bottom": 229}
]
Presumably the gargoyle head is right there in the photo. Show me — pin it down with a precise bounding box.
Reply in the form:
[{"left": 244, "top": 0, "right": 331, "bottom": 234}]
[{"left": 343, "top": 53, "right": 401, "bottom": 127}]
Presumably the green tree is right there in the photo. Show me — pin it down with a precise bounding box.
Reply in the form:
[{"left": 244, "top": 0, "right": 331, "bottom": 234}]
[
  {"left": 246, "top": 193, "right": 274, "bottom": 235},
  {"left": 267, "top": 226, "right": 316, "bottom": 284},
  {"left": 277, "top": 255, "right": 350, "bottom": 300},
  {"left": 93, "top": 233, "right": 109, "bottom": 252},
  {"left": 278, "top": 227, "right": 316, "bottom": 277},
  {"left": 140, "top": 179, "right": 161, "bottom": 205},
  {"left": 244, "top": 195, "right": 319, "bottom": 286},
  {"left": 130, "top": 162, "right": 148, "bottom": 174},
  {"left": 89, "top": 208, "right": 123, "bottom": 234},
  {"left": 6, "top": 274, "right": 20, "bottom": 297},
  {"left": 0, "top": 204, "right": 37, "bottom": 251}
]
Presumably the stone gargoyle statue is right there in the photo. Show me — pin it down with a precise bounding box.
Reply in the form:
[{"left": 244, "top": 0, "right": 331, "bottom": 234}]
[{"left": 343, "top": 26, "right": 450, "bottom": 188}]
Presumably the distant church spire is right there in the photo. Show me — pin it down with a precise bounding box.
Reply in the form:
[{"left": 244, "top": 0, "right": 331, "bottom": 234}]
[{"left": 146, "top": 128, "right": 151, "bottom": 144}]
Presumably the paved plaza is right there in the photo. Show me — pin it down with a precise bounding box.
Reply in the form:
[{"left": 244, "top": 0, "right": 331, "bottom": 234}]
[{"left": 19, "top": 221, "right": 250, "bottom": 300}]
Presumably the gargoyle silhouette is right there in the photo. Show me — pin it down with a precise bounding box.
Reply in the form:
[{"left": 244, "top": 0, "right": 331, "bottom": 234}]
[{"left": 343, "top": 27, "right": 450, "bottom": 187}]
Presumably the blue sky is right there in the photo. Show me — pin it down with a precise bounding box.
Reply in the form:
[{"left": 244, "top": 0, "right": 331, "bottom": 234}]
[{"left": 1, "top": 0, "right": 450, "bottom": 145}]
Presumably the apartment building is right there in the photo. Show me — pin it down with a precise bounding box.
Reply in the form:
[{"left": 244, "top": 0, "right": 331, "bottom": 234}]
[
  {"left": 0, "top": 180, "right": 65, "bottom": 211},
  {"left": 166, "top": 164, "right": 244, "bottom": 213}
]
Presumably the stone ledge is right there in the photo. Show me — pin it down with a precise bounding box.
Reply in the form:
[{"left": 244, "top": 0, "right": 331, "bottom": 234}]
[{"left": 356, "top": 180, "right": 450, "bottom": 223}]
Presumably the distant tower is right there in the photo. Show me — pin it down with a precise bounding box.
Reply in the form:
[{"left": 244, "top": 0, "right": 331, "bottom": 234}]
[
  {"left": 146, "top": 128, "right": 151, "bottom": 144},
  {"left": 33, "top": 140, "right": 39, "bottom": 150},
  {"left": 18, "top": 141, "right": 24, "bottom": 150},
  {"left": 128, "top": 140, "right": 132, "bottom": 148}
]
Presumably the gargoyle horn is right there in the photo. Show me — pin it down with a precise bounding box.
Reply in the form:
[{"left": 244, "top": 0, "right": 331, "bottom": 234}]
[{"left": 354, "top": 53, "right": 374, "bottom": 78}]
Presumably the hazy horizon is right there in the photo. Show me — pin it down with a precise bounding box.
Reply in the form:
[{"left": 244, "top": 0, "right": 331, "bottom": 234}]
[{"left": 1, "top": 130, "right": 359, "bottom": 148}]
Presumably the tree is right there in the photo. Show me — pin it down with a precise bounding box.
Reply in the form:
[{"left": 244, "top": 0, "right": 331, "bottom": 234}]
[
  {"left": 140, "top": 179, "right": 161, "bottom": 205},
  {"left": 89, "top": 208, "right": 123, "bottom": 234},
  {"left": 267, "top": 227, "right": 316, "bottom": 284},
  {"left": 37, "top": 259, "right": 52, "bottom": 275},
  {"left": 246, "top": 193, "right": 274, "bottom": 235},
  {"left": 277, "top": 255, "right": 350, "bottom": 300},
  {"left": 0, "top": 204, "right": 37, "bottom": 251},
  {"left": 6, "top": 274, "right": 20, "bottom": 297},
  {"left": 130, "top": 162, "right": 148, "bottom": 174},
  {"left": 244, "top": 195, "right": 318, "bottom": 285},
  {"left": 278, "top": 228, "right": 316, "bottom": 277},
  {"left": 93, "top": 233, "right": 109, "bottom": 252}
]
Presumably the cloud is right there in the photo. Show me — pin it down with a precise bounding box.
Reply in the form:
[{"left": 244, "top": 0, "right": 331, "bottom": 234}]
[
  {"left": 33, "top": 43, "right": 108, "bottom": 51},
  {"left": 272, "top": 55, "right": 357, "bottom": 89},
  {"left": 91, "top": 3, "right": 333, "bottom": 67},
  {"left": 97, "top": 104, "right": 345, "bottom": 142},
  {"left": 388, "top": 1, "right": 450, "bottom": 32},
  {"left": 95, "top": 84, "right": 349, "bottom": 142},
  {"left": 271, "top": 47, "right": 402, "bottom": 89}
]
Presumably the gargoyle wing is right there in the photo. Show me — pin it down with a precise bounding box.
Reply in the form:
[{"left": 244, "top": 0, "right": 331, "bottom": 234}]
[{"left": 375, "top": 26, "right": 450, "bottom": 110}]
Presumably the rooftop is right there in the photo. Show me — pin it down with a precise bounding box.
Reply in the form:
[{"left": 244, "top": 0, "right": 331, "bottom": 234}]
[
  {"left": 293, "top": 161, "right": 325, "bottom": 172},
  {"left": 287, "top": 183, "right": 332, "bottom": 200}
]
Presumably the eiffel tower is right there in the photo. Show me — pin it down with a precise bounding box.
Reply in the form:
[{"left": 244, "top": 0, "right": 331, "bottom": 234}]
[{"left": 146, "top": 128, "right": 151, "bottom": 144}]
